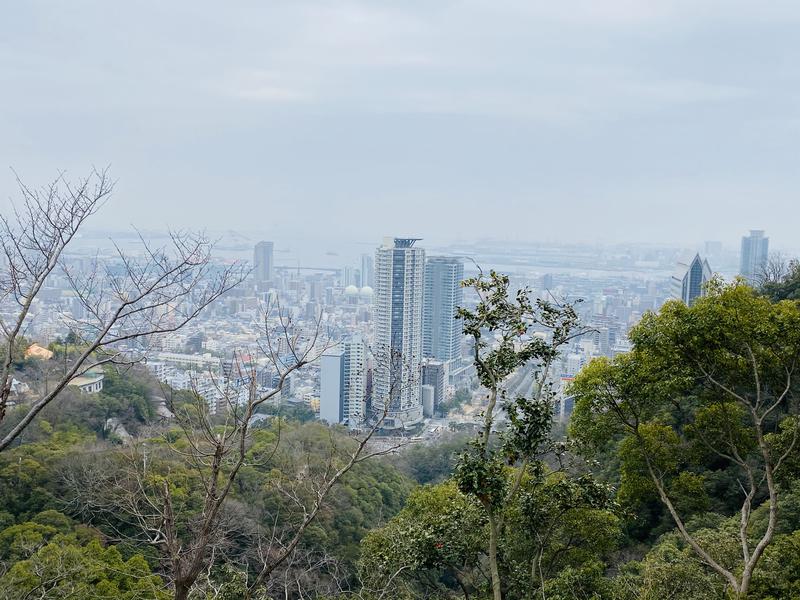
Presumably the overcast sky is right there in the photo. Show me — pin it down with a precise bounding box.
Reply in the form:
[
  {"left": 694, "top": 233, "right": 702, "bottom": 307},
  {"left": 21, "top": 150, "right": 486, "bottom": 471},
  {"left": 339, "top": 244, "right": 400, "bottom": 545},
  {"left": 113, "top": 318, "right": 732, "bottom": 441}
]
[{"left": 1, "top": 1, "right": 799, "bottom": 249}]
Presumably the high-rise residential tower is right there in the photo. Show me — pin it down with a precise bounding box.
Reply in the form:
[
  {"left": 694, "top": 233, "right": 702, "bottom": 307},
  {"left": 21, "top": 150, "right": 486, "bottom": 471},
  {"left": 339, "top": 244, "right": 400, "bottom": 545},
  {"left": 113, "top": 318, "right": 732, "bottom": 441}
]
[
  {"left": 740, "top": 230, "right": 769, "bottom": 285},
  {"left": 671, "top": 253, "right": 712, "bottom": 306},
  {"left": 422, "top": 256, "right": 464, "bottom": 365},
  {"left": 360, "top": 253, "right": 374, "bottom": 288},
  {"left": 320, "top": 335, "right": 367, "bottom": 428},
  {"left": 341, "top": 265, "right": 356, "bottom": 287},
  {"left": 373, "top": 237, "right": 425, "bottom": 429},
  {"left": 253, "top": 241, "right": 274, "bottom": 291}
]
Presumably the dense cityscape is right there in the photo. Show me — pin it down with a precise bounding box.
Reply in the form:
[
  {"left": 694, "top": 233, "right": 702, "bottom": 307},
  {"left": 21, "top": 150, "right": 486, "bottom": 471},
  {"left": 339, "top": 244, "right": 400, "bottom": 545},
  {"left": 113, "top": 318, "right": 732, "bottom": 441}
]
[{"left": 6, "top": 228, "right": 780, "bottom": 440}]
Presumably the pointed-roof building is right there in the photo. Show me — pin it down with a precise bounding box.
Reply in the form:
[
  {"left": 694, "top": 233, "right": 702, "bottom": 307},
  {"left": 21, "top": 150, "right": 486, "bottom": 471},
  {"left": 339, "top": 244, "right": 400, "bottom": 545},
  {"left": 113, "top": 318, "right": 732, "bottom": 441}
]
[{"left": 671, "top": 253, "right": 712, "bottom": 306}]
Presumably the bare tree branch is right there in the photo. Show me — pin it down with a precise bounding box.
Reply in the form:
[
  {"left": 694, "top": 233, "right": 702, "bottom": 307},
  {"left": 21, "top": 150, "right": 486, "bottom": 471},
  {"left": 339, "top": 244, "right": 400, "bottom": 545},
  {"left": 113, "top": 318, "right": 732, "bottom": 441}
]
[{"left": 0, "top": 169, "right": 247, "bottom": 451}]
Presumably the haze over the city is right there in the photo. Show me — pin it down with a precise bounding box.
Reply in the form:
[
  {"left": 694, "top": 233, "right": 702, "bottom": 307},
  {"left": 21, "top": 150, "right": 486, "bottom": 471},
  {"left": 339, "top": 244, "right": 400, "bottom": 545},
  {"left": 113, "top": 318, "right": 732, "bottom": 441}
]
[{"left": 2, "top": 1, "right": 800, "bottom": 247}]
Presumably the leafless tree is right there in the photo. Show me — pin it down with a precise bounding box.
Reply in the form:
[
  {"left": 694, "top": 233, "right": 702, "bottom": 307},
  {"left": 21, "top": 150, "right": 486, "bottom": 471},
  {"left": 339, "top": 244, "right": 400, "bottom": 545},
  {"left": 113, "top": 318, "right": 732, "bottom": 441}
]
[
  {"left": 188, "top": 548, "right": 345, "bottom": 600},
  {"left": 755, "top": 252, "right": 792, "bottom": 287},
  {"left": 249, "top": 546, "right": 345, "bottom": 599},
  {"left": 0, "top": 168, "right": 246, "bottom": 451},
  {"left": 331, "top": 563, "right": 417, "bottom": 600},
  {"left": 64, "top": 301, "right": 409, "bottom": 600}
]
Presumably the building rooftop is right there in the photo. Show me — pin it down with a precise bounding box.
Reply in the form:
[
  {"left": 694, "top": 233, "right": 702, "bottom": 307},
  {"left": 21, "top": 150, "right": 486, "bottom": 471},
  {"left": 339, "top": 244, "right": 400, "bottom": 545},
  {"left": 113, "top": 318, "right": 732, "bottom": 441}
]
[{"left": 25, "top": 344, "right": 54, "bottom": 360}]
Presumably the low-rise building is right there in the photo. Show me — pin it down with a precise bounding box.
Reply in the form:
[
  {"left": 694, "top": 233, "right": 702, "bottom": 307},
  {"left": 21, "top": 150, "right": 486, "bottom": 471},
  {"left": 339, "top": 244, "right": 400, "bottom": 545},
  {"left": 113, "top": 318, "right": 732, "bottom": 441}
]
[{"left": 69, "top": 369, "right": 104, "bottom": 394}]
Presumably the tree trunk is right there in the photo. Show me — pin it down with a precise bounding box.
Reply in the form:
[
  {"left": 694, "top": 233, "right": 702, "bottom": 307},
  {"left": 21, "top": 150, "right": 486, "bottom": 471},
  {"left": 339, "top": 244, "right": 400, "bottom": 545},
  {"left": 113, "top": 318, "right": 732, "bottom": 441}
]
[
  {"left": 174, "top": 582, "right": 190, "bottom": 600},
  {"left": 455, "top": 571, "right": 470, "bottom": 600},
  {"left": 487, "top": 510, "right": 502, "bottom": 600}
]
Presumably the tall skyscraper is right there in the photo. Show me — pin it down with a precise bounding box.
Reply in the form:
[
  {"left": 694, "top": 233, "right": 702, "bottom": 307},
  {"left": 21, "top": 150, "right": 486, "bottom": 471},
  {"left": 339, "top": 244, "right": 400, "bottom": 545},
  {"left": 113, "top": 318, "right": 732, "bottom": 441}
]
[
  {"left": 360, "top": 253, "right": 374, "bottom": 288},
  {"left": 320, "top": 335, "right": 367, "bottom": 427},
  {"left": 254, "top": 241, "right": 274, "bottom": 291},
  {"left": 740, "top": 230, "right": 769, "bottom": 285},
  {"left": 341, "top": 265, "right": 356, "bottom": 287},
  {"left": 422, "top": 256, "right": 464, "bottom": 365},
  {"left": 373, "top": 237, "right": 425, "bottom": 429},
  {"left": 671, "top": 253, "right": 712, "bottom": 306}
]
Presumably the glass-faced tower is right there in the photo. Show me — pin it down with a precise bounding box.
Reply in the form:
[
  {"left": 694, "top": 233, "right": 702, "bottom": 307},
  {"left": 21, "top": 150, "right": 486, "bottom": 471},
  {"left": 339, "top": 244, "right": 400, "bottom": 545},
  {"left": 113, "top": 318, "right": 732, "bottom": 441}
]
[{"left": 373, "top": 237, "right": 425, "bottom": 429}]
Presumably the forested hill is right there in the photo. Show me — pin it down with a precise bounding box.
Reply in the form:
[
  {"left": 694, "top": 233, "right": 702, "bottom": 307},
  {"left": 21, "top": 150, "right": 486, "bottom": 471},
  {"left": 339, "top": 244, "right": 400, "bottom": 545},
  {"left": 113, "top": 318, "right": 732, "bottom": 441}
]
[{"left": 0, "top": 379, "right": 417, "bottom": 599}]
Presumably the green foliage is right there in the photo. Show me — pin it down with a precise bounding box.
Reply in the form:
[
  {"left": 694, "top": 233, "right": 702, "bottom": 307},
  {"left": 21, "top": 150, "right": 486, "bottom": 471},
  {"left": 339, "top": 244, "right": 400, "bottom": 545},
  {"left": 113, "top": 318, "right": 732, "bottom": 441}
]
[
  {"left": 54, "top": 366, "right": 157, "bottom": 439},
  {"left": 766, "top": 415, "right": 800, "bottom": 486},
  {"left": 617, "top": 539, "right": 727, "bottom": 600},
  {"left": 99, "top": 367, "right": 155, "bottom": 423},
  {"left": 615, "top": 422, "right": 708, "bottom": 515},
  {"left": 0, "top": 537, "right": 167, "bottom": 599},
  {"left": 749, "top": 530, "right": 800, "bottom": 598},
  {"left": 541, "top": 561, "right": 613, "bottom": 600},
  {"left": 0, "top": 506, "right": 164, "bottom": 599},
  {"left": 504, "top": 470, "right": 621, "bottom": 598},
  {"left": 454, "top": 270, "right": 581, "bottom": 489},
  {"left": 359, "top": 481, "right": 486, "bottom": 594},
  {"left": 0, "top": 390, "right": 415, "bottom": 594},
  {"left": 745, "top": 480, "right": 800, "bottom": 544},
  {"left": 0, "top": 521, "right": 59, "bottom": 562},
  {"left": 283, "top": 402, "right": 317, "bottom": 422},
  {"left": 570, "top": 281, "right": 800, "bottom": 595},
  {"left": 259, "top": 401, "right": 317, "bottom": 423},
  {"left": 2, "top": 366, "right": 157, "bottom": 443},
  {"left": 571, "top": 283, "right": 800, "bottom": 514},
  {"left": 360, "top": 468, "right": 621, "bottom": 599},
  {"left": 668, "top": 472, "right": 710, "bottom": 515},
  {"left": 0, "top": 431, "right": 90, "bottom": 520},
  {"left": 453, "top": 270, "right": 595, "bottom": 599},
  {"left": 394, "top": 433, "right": 471, "bottom": 485},
  {"left": 454, "top": 439, "right": 508, "bottom": 505},
  {"left": 503, "top": 395, "right": 552, "bottom": 462},
  {"left": 686, "top": 402, "right": 755, "bottom": 461},
  {"left": 321, "top": 454, "right": 414, "bottom": 563},
  {"left": 457, "top": 271, "right": 577, "bottom": 389}
]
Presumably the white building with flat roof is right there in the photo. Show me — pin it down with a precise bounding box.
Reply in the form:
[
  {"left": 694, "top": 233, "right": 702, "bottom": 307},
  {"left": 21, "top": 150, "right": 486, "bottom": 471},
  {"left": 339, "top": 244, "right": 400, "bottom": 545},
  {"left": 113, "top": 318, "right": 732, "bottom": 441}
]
[{"left": 320, "top": 335, "right": 367, "bottom": 428}]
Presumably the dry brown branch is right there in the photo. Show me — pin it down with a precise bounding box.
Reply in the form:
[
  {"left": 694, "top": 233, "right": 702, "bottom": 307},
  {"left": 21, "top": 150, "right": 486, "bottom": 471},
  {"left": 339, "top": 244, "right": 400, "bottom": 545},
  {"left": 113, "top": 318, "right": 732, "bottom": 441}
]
[{"left": 0, "top": 168, "right": 247, "bottom": 451}]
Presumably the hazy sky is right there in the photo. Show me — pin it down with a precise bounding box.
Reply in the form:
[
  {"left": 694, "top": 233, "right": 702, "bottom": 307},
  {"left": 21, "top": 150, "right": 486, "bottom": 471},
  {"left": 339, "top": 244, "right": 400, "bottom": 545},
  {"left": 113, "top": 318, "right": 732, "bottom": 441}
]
[{"left": 2, "top": 1, "right": 799, "bottom": 249}]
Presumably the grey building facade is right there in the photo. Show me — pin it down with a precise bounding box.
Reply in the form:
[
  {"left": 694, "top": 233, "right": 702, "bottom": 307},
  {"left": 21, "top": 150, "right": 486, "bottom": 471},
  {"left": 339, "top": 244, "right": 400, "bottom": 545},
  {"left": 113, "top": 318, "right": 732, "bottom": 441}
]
[
  {"left": 254, "top": 241, "right": 274, "bottom": 291},
  {"left": 422, "top": 256, "right": 464, "bottom": 365},
  {"left": 740, "top": 230, "right": 769, "bottom": 285}
]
